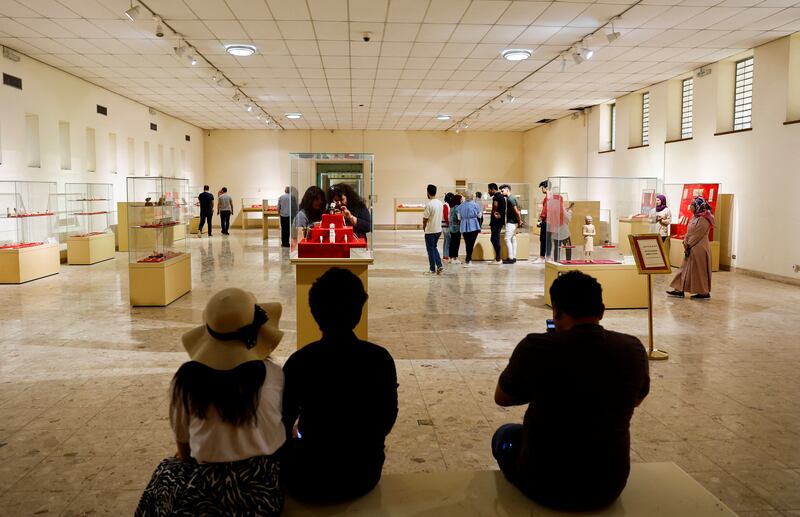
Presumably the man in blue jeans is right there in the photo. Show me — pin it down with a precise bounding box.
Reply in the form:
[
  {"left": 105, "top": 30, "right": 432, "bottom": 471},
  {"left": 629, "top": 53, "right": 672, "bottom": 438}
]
[
  {"left": 422, "top": 184, "right": 444, "bottom": 275},
  {"left": 492, "top": 271, "right": 650, "bottom": 511},
  {"left": 487, "top": 183, "right": 504, "bottom": 265}
]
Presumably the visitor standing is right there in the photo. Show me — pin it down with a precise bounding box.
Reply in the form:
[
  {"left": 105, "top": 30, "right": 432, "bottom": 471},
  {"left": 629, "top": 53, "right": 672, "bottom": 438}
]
[
  {"left": 667, "top": 196, "right": 714, "bottom": 300},
  {"left": 422, "top": 184, "right": 444, "bottom": 275},
  {"left": 136, "top": 288, "right": 286, "bottom": 516},
  {"left": 475, "top": 191, "right": 485, "bottom": 229},
  {"left": 651, "top": 194, "right": 672, "bottom": 243},
  {"left": 488, "top": 183, "right": 504, "bottom": 265},
  {"left": 329, "top": 184, "right": 371, "bottom": 236},
  {"left": 534, "top": 180, "right": 550, "bottom": 263},
  {"left": 197, "top": 185, "right": 214, "bottom": 238},
  {"left": 442, "top": 192, "right": 452, "bottom": 263},
  {"left": 278, "top": 186, "right": 292, "bottom": 248},
  {"left": 448, "top": 194, "right": 463, "bottom": 264},
  {"left": 459, "top": 191, "right": 482, "bottom": 267},
  {"left": 492, "top": 271, "right": 650, "bottom": 511},
  {"left": 501, "top": 184, "right": 523, "bottom": 264},
  {"left": 282, "top": 268, "right": 398, "bottom": 502},
  {"left": 217, "top": 187, "right": 233, "bottom": 236}
]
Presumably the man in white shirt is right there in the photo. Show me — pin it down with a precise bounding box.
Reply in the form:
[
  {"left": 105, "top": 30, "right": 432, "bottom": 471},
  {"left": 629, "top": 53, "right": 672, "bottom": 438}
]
[
  {"left": 422, "top": 184, "right": 444, "bottom": 275},
  {"left": 277, "top": 186, "right": 292, "bottom": 248},
  {"left": 217, "top": 187, "right": 233, "bottom": 236}
]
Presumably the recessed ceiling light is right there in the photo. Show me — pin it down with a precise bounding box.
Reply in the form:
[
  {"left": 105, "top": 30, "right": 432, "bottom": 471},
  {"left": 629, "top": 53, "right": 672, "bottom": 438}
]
[
  {"left": 226, "top": 44, "right": 256, "bottom": 57},
  {"left": 285, "top": 113, "right": 302, "bottom": 120},
  {"left": 501, "top": 49, "right": 532, "bottom": 61},
  {"left": 436, "top": 114, "right": 451, "bottom": 121}
]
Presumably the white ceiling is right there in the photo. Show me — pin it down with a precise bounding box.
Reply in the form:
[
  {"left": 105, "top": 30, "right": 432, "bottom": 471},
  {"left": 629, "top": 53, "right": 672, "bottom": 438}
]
[{"left": 0, "top": 0, "right": 797, "bottom": 131}]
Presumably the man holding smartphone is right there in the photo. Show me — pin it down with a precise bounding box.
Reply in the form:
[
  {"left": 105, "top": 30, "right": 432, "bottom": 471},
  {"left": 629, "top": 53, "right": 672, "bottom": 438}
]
[{"left": 491, "top": 271, "right": 650, "bottom": 511}]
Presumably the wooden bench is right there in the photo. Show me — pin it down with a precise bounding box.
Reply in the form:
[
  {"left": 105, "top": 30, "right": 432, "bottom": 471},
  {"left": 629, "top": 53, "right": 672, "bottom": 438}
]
[{"left": 284, "top": 462, "right": 735, "bottom": 516}]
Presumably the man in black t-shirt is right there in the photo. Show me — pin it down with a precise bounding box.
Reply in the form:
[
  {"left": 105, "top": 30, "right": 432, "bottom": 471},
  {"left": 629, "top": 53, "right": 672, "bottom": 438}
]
[
  {"left": 488, "top": 183, "right": 505, "bottom": 264},
  {"left": 282, "top": 268, "right": 398, "bottom": 502},
  {"left": 197, "top": 185, "right": 214, "bottom": 237},
  {"left": 492, "top": 271, "right": 650, "bottom": 511}
]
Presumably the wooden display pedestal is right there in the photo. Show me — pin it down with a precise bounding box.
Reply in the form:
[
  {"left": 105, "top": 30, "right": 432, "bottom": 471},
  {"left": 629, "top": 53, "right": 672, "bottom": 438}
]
[
  {"left": 67, "top": 233, "right": 115, "bottom": 265},
  {"left": 472, "top": 231, "right": 531, "bottom": 261},
  {"left": 0, "top": 243, "right": 60, "bottom": 284},
  {"left": 128, "top": 252, "right": 192, "bottom": 306},
  {"left": 544, "top": 260, "right": 648, "bottom": 309},
  {"left": 188, "top": 216, "right": 200, "bottom": 234},
  {"left": 262, "top": 210, "right": 280, "bottom": 240},
  {"left": 291, "top": 256, "right": 373, "bottom": 348},
  {"left": 618, "top": 217, "right": 653, "bottom": 255},
  {"left": 669, "top": 239, "right": 720, "bottom": 272}
]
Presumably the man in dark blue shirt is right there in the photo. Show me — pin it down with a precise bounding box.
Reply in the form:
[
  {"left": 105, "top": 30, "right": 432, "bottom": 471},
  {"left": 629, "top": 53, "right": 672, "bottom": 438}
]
[
  {"left": 197, "top": 185, "right": 214, "bottom": 237},
  {"left": 492, "top": 271, "right": 650, "bottom": 511}
]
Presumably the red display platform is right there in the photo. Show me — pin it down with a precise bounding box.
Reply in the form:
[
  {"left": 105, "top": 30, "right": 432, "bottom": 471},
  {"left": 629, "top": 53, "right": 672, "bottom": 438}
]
[
  {"left": 137, "top": 251, "right": 184, "bottom": 263},
  {"left": 671, "top": 183, "right": 719, "bottom": 240},
  {"left": 0, "top": 242, "right": 44, "bottom": 250},
  {"left": 558, "top": 259, "right": 623, "bottom": 265},
  {"left": 297, "top": 214, "right": 367, "bottom": 258}
]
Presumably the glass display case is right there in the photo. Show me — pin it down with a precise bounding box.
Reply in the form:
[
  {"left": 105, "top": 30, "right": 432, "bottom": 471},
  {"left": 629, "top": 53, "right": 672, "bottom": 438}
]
[
  {"left": 0, "top": 180, "right": 57, "bottom": 248},
  {"left": 547, "top": 176, "right": 661, "bottom": 249},
  {"left": 126, "top": 176, "right": 188, "bottom": 264},
  {"left": 393, "top": 197, "right": 427, "bottom": 229},
  {"left": 290, "top": 152, "right": 374, "bottom": 260},
  {"left": 65, "top": 183, "right": 114, "bottom": 237}
]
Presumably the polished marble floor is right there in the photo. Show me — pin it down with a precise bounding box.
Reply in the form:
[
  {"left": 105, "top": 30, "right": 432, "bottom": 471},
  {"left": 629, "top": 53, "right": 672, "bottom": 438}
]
[{"left": 0, "top": 229, "right": 799, "bottom": 516}]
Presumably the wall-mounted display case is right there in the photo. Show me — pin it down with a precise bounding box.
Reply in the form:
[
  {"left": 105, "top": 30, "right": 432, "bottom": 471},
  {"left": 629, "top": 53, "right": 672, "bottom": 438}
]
[
  {"left": 65, "top": 183, "right": 116, "bottom": 264},
  {"left": 0, "top": 181, "right": 60, "bottom": 283},
  {"left": 126, "top": 176, "right": 191, "bottom": 306}
]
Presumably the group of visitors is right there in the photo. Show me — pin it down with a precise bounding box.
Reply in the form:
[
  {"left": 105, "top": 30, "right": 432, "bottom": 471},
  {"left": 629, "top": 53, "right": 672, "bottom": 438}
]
[
  {"left": 135, "top": 268, "right": 649, "bottom": 514},
  {"left": 293, "top": 183, "right": 372, "bottom": 239},
  {"left": 136, "top": 268, "right": 398, "bottom": 515},
  {"left": 197, "top": 185, "right": 233, "bottom": 237},
  {"left": 422, "top": 182, "right": 524, "bottom": 274}
]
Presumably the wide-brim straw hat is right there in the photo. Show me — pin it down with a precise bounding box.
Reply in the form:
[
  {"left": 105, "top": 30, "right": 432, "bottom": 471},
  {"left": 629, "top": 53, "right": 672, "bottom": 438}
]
[{"left": 181, "top": 288, "right": 283, "bottom": 370}]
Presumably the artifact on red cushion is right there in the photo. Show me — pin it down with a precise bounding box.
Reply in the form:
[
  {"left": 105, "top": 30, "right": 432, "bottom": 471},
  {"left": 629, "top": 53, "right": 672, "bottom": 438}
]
[
  {"left": 250, "top": 204, "right": 262, "bottom": 209},
  {"left": 74, "top": 231, "right": 107, "bottom": 238},
  {"left": 0, "top": 241, "right": 44, "bottom": 250},
  {"left": 137, "top": 250, "right": 183, "bottom": 263},
  {"left": 6, "top": 211, "right": 54, "bottom": 218},
  {"left": 73, "top": 211, "right": 109, "bottom": 216},
  {"left": 138, "top": 220, "right": 180, "bottom": 228}
]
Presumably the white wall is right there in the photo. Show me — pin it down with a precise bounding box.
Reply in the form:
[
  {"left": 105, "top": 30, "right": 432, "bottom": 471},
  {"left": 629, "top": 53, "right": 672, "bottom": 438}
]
[
  {"left": 0, "top": 51, "right": 204, "bottom": 205},
  {"left": 204, "top": 130, "right": 525, "bottom": 225},
  {"left": 523, "top": 35, "right": 800, "bottom": 281}
]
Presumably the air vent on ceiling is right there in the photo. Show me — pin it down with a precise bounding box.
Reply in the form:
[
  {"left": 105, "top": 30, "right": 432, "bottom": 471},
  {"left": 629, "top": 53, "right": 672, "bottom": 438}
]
[
  {"left": 536, "top": 119, "right": 555, "bottom": 124},
  {"left": 185, "top": 135, "right": 191, "bottom": 142},
  {"left": 96, "top": 105, "right": 107, "bottom": 116},
  {"left": 150, "top": 123, "right": 157, "bottom": 131},
  {"left": 3, "top": 73, "right": 22, "bottom": 90}
]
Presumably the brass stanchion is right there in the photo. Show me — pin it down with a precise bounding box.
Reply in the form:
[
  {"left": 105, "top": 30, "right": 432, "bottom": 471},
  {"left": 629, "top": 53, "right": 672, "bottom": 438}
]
[{"left": 647, "top": 274, "right": 668, "bottom": 360}]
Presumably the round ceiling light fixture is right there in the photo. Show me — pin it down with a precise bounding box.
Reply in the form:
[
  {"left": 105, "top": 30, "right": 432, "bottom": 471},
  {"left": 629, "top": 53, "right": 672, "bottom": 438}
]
[
  {"left": 501, "top": 48, "right": 532, "bottom": 61},
  {"left": 436, "top": 114, "right": 451, "bottom": 121},
  {"left": 285, "top": 112, "right": 302, "bottom": 120},
  {"left": 226, "top": 44, "right": 257, "bottom": 57}
]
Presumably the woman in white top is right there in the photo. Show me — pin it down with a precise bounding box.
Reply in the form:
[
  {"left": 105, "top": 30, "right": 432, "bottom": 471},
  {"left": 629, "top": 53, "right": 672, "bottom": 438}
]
[
  {"left": 651, "top": 194, "right": 672, "bottom": 242},
  {"left": 136, "top": 288, "right": 286, "bottom": 516}
]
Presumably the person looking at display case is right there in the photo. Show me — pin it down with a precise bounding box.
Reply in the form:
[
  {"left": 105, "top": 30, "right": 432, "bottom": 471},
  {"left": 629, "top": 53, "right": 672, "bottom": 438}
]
[
  {"left": 329, "top": 183, "right": 371, "bottom": 236},
  {"left": 488, "top": 183, "right": 504, "bottom": 265},
  {"left": 217, "top": 187, "right": 233, "bottom": 236},
  {"left": 459, "top": 191, "right": 482, "bottom": 267},
  {"left": 447, "top": 193, "right": 463, "bottom": 263},
  {"left": 667, "top": 196, "right": 714, "bottom": 300},
  {"left": 282, "top": 268, "right": 398, "bottom": 502},
  {"left": 651, "top": 194, "right": 671, "bottom": 243},
  {"left": 475, "top": 191, "right": 485, "bottom": 228},
  {"left": 442, "top": 192, "right": 453, "bottom": 262},
  {"left": 534, "top": 180, "right": 550, "bottom": 263},
  {"left": 197, "top": 185, "right": 214, "bottom": 238},
  {"left": 295, "top": 186, "right": 327, "bottom": 230},
  {"left": 136, "top": 288, "right": 286, "bottom": 516},
  {"left": 501, "top": 184, "right": 523, "bottom": 264},
  {"left": 422, "top": 184, "right": 444, "bottom": 275},
  {"left": 492, "top": 271, "right": 650, "bottom": 511}
]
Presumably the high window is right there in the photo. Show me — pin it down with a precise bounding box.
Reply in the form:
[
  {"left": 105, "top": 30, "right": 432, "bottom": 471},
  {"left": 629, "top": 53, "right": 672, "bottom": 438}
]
[
  {"left": 681, "top": 78, "right": 693, "bottom": 139},
  {"left": 641, "top": 92, "right": 650, "bottom": 145},
  {"left": 733, "top": 57, "right": 753, "bottom": 131}
]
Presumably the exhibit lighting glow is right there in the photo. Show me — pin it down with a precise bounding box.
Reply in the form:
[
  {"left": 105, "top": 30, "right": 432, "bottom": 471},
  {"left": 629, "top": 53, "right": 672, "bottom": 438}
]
[
  {"left": 580, "top": 47, "right": 594, "bottom": 60},
  {"left": 226, "top": 44, "right": 257, "bottom": 57},
  {"left": 244, "top": 103, "right": 253, "bottom": 112},
  {"left": 285, "top": 112, "right": 302, "bottom": 119},
  {"left": 501, "top": 49, "right": 532, "bottom": 61},
  {"left": 188, "top": 54, "right": 198, "bottom": 66},
  {"left": 436, "top": 114, "right": 451, "bottom": 120},
  {"left": 124, "top": 4, "right": 141, "bottom": 21}
]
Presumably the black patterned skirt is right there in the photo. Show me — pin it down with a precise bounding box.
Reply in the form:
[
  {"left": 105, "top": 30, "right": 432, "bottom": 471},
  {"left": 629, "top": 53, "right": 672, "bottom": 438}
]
[{"left": 136, "top": 455, "right": 283, "bottom": 516}]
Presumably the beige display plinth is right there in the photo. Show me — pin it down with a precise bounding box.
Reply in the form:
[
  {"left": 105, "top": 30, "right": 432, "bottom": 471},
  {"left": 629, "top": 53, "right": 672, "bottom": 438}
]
[
  {"left": 128, "top": 252, "right": 192, "bottom": 306},
  {"left": 669, "top": 238, "right": 720, "bottom": 272},
  {"left": 544, "top": 260, "right": 648, "bottom": 309},
  {"left": 472, "top": 231, "right": 531, "bottom": 261},
  {"left": 242, "top": 207, "right": 263, "bottom": 229},
  {"left": 618, "top": 217, "right": 653, "bottom": 255},
  {"left": 67, "top": 232, "right": 115, "bottom": 265},
  {"left": 291, "top": 256, "right": 373, "bottom": 348},
  {"left": 0, "top": 242, "right": 60, "bottom": 284},
  {"left": 118, "top": 202, "right": 186, "bottom": 250},
  {"left": 261, "top": 210, "right": 280, "bottom": 240},
  {"left": 393, "top": 204, "right": 425, "bottom": 230},
  {"left": 188, "top": 216, "right": 200, "bottom": 234}
]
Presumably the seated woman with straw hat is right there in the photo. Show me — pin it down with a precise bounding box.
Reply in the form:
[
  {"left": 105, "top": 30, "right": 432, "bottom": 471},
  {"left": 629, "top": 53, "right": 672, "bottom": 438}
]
[{"left": 136, "top": 288, "right": 286, "bottom": 516}]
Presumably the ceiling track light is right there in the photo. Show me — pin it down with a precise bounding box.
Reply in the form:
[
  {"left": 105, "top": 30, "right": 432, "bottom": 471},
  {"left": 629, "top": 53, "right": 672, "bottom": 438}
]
[
  {"left": 580, "top": 46, "right": 594, "bottom": 61},
  {"left": 244, "top": 103, "right": 253, "bottom": 112},
  {"left": 123, "top": 2, "right": 140, "bottom": 21},
  {"left": 232, "top": 92, "right": 241, "bottom": 102},
  {"left": 505, "top": 94, "right": 516, "bottom": 104},
  {"left": 560, "top": 55, "right": 568, "bottom": 72},
  {"left": 174, "top": 41, "right": 186, "bottom": 57},
  {"left": 188, "top": 54, "right": 197, "bottom": 66},
  {"left": 607, "top": 18, "right": 621, "bottom": 43},
  {"left": 572, "top": 49, "right": 584, "bottom": 65}
]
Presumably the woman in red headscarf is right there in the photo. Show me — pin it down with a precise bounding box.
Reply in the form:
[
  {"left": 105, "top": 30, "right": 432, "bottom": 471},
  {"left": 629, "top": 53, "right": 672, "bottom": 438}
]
[{"left": 667, "top": 197, "right": 714, "bottom": 300}]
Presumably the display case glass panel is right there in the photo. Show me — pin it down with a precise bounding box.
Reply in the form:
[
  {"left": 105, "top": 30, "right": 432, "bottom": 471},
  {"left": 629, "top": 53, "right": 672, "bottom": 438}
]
[
  {"left": 0, "top": 180, "right": 57, "bottom": 249},
  {"left": 126, "top": 176, "right": 188, "bottom": 264},
  {"left": 189, "top": 185, "right": 204, "bottom": 217},
  {"left": 670, "top": 183, "right": 719, "bottom": 240},
  {"left": 289, "top": 152, "right": 374, "bottom": 259},
  {"left": 467, "top": 181, "right": 531, "bottom": 229},
  {"left": 65, "top": 183, "right": 115, "bottom": 237},
  {"left": 547, "top": 176, "right": 661, "bottom": 246}
]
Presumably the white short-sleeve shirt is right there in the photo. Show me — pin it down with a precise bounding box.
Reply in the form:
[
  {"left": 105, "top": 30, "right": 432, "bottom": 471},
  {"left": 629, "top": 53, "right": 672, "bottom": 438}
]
[{"left": 423, "top": 198, "right": 443, "bottom": 234}]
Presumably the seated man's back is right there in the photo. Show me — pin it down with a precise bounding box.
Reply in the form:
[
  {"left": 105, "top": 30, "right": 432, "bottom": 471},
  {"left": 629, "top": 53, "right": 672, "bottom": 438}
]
[{"left": 493, "top": 271, "right": 649, "bottom": 511}]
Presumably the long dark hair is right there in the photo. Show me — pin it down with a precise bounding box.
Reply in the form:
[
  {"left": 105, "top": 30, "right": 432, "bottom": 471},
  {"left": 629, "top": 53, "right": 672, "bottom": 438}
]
[
  {"left": 299, "top": 186, "right": 326, "bottom": 222},
  {"left": 329, "top": 183, "right": 366, "bottom": 211},
  {"left": 170, "top": 360, "right": 266, "bottom": 427}
]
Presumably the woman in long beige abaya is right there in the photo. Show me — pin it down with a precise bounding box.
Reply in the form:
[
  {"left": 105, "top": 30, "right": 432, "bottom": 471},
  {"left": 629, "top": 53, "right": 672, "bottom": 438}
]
[{"left": 667, "top": 197, "right": 714, "bottom": 300}]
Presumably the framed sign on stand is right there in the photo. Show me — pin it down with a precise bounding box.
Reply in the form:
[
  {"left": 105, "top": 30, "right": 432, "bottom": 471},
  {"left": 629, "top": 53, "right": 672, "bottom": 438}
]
[{"left": 628, "top": 234, "right": 672, "bottom": 361}]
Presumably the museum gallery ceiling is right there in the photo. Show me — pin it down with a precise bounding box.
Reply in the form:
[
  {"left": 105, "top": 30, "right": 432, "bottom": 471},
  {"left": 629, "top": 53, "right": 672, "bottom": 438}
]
[{"left": 0, "top": 0, "right": 798, "bottom": 131}]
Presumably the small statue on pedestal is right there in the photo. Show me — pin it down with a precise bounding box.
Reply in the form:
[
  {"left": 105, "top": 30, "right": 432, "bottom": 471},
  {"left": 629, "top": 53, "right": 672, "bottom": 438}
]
[{"left": 583, "top": 215, "right": 596, "bottom": 260}]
